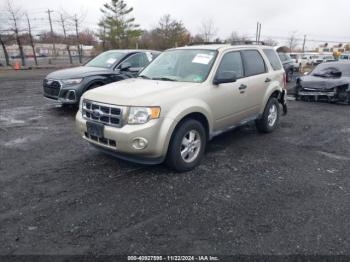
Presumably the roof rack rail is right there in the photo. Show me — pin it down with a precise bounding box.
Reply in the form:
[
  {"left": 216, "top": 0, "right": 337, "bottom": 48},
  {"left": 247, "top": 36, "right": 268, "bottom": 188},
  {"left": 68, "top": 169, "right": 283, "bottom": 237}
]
[
  {"left": 230, "top": 40, "right": 266, "bottom": 46},
  {"left": 187, "top": 41, "right": 227, "bottom": 46}
]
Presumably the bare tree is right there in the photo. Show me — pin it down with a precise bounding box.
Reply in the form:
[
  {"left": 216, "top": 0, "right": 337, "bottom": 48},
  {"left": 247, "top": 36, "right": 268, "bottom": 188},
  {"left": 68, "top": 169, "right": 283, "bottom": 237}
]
[
  {"left": 73, "top": 14, "right": 83, "bottom": 63},
  {"left": 0, "top": 33, "right": 11, "bottom": 66},
  {"left": 25, "top": 13, "right": 38, "bottom": 66},
  {"left": 59, "top": 14, "right": 73, "bottom": 64},
  {"left": 6, "top": 0, "right": 26, "bottom": 66},
  {"left": 60, "top": 10, "right": 86, "bottom": 64},
  {"left": 263, "top": 37, "right": 278, "bottom": 46},
  {"left": 227, "top": 31, "right": 247, "bottom": 44},
  {"left": 287, "top": 31, "right": 298, "bottom": 51},
  {"left": 199, "top": 19, "right": 217, "bottom": 42}
]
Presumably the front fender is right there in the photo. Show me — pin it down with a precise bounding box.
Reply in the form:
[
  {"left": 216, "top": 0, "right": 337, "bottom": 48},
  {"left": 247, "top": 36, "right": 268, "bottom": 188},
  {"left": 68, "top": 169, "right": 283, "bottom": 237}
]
[{"left": 160, "top": 98, "right": 214, "bottom": 155}]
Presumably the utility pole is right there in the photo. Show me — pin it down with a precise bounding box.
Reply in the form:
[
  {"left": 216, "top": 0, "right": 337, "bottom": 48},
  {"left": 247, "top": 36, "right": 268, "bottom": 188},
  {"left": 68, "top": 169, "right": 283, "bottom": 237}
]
[
  {"left": 46, "top": 9, "right": 56, "bottom": 57},
  {"left": 60, "top": 14, "right": 73, "bottom": 64},
  {"left": 256, "top": 22, "right": 262, "bottom": 44},
  {"left": 26, "top": 14, "right": 38, "bottom": 66},
  {"left": 74, "top": 14, "right": 82, "bottom": 64},
  {"left": 302, "top": 34, "right": 307, "bottom": 53}
]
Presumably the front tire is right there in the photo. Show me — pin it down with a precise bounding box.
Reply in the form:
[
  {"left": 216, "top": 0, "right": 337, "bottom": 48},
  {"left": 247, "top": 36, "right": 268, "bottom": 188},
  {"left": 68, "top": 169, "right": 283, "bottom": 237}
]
[
  {"left": 256, "top": 97, "right": 281, "bottom": 133},
  {"left": 166, "top": 119, "right": 206, "bottom": 172}
]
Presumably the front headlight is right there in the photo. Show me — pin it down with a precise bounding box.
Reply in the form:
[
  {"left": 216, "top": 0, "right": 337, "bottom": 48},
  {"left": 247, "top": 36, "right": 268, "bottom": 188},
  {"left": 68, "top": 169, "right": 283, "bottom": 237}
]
[
  {"left": 127, "top": 107, "right": 161, "bottom": 125},
  {"left": 62, "top": 78, "right": 83, "bottom": 85}
]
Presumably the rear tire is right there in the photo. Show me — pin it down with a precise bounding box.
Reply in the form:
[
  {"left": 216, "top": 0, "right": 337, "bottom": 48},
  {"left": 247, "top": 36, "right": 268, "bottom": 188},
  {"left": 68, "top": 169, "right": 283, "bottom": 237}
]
[
  {"left": 256, "top": 97, "right": 281, "bottom": 133},
  {"left": 166, "top": 119, "right": 206, "bottom": 172}
]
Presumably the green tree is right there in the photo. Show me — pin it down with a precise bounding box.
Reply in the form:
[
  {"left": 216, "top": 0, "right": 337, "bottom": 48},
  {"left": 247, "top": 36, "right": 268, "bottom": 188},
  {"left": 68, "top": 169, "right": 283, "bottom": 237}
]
[
  {"left": 152, "top": 15, "right": 190, "bottom": 50},
  {"left": 98, "top": 0, "right": 142, "bottom": 49}
]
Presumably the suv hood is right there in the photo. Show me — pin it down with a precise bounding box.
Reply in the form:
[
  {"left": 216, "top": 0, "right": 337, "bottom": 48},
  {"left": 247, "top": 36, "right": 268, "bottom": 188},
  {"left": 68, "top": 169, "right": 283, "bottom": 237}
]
[
  {"left": 46, "top": 66, "right": 113, "bottom": 80},
  {"left": 83, "top": 78, "right": 201, "bottom": 106}
]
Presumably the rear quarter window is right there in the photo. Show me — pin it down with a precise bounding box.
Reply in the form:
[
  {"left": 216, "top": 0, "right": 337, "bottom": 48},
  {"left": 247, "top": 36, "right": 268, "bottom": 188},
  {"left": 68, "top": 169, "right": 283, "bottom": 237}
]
[
  {"left": 263, "top": 49, "right": 283, "bottom": 71},
  {"left": 241, "top": 50, "right": 266, "bottom": 77}
]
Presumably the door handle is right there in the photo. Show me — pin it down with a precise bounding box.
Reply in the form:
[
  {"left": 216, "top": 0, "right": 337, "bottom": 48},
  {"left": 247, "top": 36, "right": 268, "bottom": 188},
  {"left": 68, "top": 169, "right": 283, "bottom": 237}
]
[
  {"left": 239, "top": 84, "right": 247, "bottom": 90},
  {"left": 265, "top": 78, "right": 272, "bottom": 83}
]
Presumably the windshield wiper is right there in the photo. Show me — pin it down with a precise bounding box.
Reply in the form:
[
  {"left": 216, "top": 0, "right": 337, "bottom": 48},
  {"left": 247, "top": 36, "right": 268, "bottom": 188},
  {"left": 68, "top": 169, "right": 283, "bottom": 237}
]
[
  {"left": 152, "top": 77, "right": 177, "bottom": 82},
  {"left": 138, "top": 75, "right": 151, "bottom": 79}
]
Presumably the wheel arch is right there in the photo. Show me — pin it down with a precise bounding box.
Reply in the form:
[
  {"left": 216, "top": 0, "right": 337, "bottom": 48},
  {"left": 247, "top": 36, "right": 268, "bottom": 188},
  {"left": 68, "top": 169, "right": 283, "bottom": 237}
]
[{"left": 261, "top": 86, "right": 283, "bottom": 114}]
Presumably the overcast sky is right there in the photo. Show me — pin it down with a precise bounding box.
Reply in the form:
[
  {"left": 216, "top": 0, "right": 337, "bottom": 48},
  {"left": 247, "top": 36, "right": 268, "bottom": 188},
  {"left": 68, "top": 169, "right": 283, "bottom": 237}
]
[{"left": 1, "top": 0, "right": 350, "bottom": 48}]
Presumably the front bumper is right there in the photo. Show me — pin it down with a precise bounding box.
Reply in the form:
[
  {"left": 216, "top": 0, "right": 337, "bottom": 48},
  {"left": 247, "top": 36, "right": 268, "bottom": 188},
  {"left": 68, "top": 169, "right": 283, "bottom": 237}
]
[
  {"left": 43, "top": 82, "right": 82, "bottom": 104},
  {"left": 76, "top": 112, "right": 176, "bottom": 165},
  {"left": 298, "top": 91, "right": 336, "bottom": 97}
]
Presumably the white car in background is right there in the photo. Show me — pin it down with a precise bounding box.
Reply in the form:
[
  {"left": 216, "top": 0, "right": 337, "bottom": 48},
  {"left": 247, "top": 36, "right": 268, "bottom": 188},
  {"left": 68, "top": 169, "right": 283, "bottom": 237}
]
[
  {"left": 289, "top": 53, "right": 316, "bottom": 69},
  {"left": 312, "top": 54, "right": 335, "bottom": 65},
  {"left": 289, "top": 53, "right": 303, "bottom": 70},
  {"left": 300, "top": 54, "right": 316, "bottom": 66}
]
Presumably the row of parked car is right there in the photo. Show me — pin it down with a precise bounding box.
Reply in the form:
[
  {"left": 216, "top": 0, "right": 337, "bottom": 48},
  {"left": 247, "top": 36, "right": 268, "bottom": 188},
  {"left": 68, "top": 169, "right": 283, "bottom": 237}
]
[{"left": 43, "top": 44, "right": 349, "bottom": 171}]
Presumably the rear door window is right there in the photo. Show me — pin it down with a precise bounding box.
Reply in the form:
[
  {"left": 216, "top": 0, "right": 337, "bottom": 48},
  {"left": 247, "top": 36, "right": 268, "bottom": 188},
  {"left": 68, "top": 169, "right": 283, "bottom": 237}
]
[
  {"left": 263, "top": 49, "right": 282, "bottom": 71},
  {"left": 241, "top": 50, "right": 266, "bottom": 77}
]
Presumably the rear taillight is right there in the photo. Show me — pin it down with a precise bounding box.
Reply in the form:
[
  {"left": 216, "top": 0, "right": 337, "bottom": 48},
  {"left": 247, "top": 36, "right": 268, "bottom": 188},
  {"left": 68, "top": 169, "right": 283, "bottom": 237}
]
[{"left": 283, "top": 73, "right": 287, "bottom": 89}]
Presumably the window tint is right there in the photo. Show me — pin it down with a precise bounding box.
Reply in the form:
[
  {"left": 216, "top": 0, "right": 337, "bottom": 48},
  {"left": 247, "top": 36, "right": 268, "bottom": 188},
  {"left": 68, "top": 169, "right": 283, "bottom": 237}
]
[
  {"left": 216, "top": 52, "right": 244, "bottom": 78},
  {"left": 241, "top": 50, "right": 266, "bottom": 76},
  {"left": 123, "top": 53, "right": 148, "bottom": 68},
  {"left": 263, "top": 49, "right": 282, "bottom": 70}
]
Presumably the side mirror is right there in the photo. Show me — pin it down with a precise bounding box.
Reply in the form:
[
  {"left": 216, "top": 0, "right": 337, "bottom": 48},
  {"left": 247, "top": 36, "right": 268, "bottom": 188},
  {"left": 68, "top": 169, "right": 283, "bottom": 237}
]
[
  {"left": 213, "top": 71, "right": 237, "bottom": 85},
  {"left": 120, "top": 62, "right": 132, "bottom": 71}
]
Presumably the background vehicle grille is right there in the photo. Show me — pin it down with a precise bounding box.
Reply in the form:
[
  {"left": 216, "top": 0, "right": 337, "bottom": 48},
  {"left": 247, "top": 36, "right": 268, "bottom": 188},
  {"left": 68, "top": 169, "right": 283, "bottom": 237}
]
[
  {"left": 82, "top": 100, "right": 123, "bottom": 128},
  {"left": 43, "top": 79, "right": 61, "bottom": 97}
]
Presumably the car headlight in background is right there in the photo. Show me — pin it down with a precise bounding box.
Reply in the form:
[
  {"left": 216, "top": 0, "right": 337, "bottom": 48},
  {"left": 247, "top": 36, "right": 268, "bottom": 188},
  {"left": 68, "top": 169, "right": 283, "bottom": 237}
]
[
  {"left": 62, "top": 78, "right": 83, "bottom": 85},
  {"left": 128, "top": 107, "right": 161, "bottom": 125}
]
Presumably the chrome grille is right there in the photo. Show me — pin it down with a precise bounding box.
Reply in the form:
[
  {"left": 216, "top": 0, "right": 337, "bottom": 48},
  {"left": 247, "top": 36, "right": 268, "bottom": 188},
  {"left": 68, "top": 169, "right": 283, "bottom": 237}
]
[{"left": 82, "top": 100, "right": 123, "bottom": 128}]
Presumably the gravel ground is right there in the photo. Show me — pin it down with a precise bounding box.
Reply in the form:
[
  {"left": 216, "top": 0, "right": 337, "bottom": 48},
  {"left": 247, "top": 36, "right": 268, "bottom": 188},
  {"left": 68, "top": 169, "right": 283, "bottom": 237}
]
[{"left": 0, "top": 69, "right": 349, "bottom": 255}]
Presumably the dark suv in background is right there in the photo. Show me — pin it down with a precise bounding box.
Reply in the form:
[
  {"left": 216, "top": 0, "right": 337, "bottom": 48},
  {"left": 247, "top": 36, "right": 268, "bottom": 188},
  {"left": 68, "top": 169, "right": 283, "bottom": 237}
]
[
  {"left": 43, "top": 50, "right": 160, "bottom": 105},
  {"left": 278, "top": 52, "right": 294, "bottom": 82}
]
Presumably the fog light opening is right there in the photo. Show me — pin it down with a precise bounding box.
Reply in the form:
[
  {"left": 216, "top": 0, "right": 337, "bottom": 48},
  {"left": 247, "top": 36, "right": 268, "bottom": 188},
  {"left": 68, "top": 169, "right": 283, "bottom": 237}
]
[{"left": 132, "top": 137, "right": 148, "bottom": 150}]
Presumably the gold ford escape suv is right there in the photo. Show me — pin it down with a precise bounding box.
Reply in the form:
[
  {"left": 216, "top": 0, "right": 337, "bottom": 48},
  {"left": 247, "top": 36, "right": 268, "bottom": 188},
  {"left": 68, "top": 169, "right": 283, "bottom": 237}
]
[{"left": 76, "top": 44, "right": 287, "bottom": 172}]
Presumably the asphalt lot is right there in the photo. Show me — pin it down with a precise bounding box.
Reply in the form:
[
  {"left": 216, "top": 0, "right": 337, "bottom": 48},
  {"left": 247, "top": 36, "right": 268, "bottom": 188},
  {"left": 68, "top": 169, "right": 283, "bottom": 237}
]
[{"left": 0, "top": 69, "right": 349, "bottom": 255}]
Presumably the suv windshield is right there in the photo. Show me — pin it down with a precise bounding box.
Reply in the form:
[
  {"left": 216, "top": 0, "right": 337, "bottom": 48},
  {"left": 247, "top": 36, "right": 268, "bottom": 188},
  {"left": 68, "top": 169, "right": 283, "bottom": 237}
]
[
  {"left": 140, "top": 49, "right": 217, "bottom": 83},
  {"left": 86, "top": 51, "right": 125, "bottom": 69}
]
